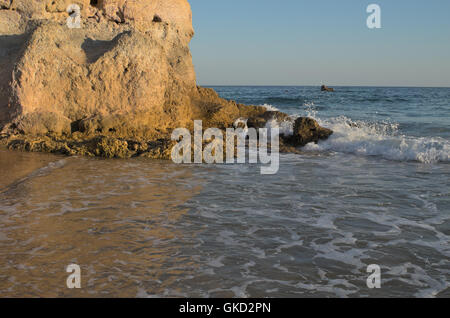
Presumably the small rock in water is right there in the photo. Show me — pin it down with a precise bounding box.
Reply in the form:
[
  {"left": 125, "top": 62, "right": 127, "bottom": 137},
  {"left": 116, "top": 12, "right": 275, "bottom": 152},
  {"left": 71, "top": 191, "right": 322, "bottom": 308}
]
[
  {"left": 282, "top": 117, "right": 333, "bottom": 147},
  {"left": 321, "top": 85, "right": 335, "bottom": 92}
]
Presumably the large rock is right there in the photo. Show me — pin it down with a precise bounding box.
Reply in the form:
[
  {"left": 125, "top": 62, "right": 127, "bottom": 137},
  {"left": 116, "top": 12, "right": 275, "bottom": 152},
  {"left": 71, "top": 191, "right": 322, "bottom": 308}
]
[
  {"left": 1, "top": 0, "right": 196, "bottom": 137},
  {"left": 0, "top": 0, "right": 333, "bottom": 158},
  {"left": 283, "top": 117, "right": 333, "bottom": 147}
]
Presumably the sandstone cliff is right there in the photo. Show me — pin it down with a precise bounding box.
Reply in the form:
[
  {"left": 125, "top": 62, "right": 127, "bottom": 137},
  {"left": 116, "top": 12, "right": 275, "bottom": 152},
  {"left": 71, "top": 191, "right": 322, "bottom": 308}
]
[{"left": 0, "top": 0, "right": 332, "bottom": 158}]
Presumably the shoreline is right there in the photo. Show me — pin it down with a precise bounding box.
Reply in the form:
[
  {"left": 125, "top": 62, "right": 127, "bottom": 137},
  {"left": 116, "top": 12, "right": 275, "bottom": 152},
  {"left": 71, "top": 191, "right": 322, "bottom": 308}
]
[{"left": 0, "top": 148, "right": 64, "bottom": 191}]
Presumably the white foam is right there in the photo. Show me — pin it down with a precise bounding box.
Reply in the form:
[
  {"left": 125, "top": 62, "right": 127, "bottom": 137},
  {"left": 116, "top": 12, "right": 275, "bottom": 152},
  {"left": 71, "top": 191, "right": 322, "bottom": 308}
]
[
  {"left": 303, "top": 101, "right": 315, "bottom": 107},
  {"left": 303, "top": 116, "right": 450, "bottom": 163},
  {"left": 265, "top": 118, "right": 294, "bottom": 136},
  {"left": 261, "top": 104, "right": 280, "bottom": 112}
]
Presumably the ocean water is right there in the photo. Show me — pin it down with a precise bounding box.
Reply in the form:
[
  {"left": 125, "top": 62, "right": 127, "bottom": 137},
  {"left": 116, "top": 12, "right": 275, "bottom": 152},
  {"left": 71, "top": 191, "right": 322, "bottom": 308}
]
[{"left": 0, "top": 86, "right": 449, "bottom": 297}]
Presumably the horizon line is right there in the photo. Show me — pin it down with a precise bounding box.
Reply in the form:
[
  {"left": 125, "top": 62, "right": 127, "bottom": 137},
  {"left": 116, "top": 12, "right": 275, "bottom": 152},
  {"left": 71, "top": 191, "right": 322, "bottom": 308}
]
[{"left": 200, "top": 84, "right": 450, "bottom": 89}]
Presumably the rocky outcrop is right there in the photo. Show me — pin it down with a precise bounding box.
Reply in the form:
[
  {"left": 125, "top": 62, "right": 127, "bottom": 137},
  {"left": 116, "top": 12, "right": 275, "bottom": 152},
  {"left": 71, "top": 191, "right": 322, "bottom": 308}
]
[
  {"left": 283, "top": 117, "right": 333, "bottom": 147},
  {"left": 0, "top": 0, "right": 332, "bottom": 159},
  {"left": 1, "top": 0, "right": 196, "bottom": 136}
]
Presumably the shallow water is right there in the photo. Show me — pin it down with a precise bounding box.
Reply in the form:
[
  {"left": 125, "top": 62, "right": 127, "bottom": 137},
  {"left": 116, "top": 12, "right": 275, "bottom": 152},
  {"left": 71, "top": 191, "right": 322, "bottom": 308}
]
[{"left": 0, "top": 86, "right": 449, "bottom": 297}]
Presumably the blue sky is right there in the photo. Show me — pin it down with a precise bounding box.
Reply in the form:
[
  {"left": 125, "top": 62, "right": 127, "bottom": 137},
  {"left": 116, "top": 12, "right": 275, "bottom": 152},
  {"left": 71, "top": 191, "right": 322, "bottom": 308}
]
[{"left": 189, "top": 0, "right": 450, "bottom": 87}]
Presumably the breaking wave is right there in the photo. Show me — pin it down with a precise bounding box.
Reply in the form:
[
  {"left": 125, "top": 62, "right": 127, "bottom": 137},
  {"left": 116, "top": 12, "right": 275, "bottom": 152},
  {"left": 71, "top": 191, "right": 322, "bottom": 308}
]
[
  {"left": 237, "top": 102, "right": 448, "bottom": 164},
  {"left": 304, "top": 115, "right": 450, "bottom": 164},
  {"left": 261, "top": 104, "right": 280, "bottom": 112}
]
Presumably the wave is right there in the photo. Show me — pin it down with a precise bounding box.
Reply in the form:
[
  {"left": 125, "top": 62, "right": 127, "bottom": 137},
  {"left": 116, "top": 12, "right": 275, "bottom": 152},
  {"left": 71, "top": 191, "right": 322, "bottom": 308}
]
[
  {"left": 303, "top": 116, "right": 450, "bottom": 163},
  {"left": 265, "top": 118, "right": 294, "bottom": 137},
  {"left": 1, "top": 159, "right": 68, "bottom": 193},
  {"left": 262, "top": 102, "right": 315, "bottom": 112},
  {"left": 261, "top": 104, "right": 280, "bottom": 112},
  {"left": 353, "top": 97, "right": 411, "bottom": 103},
  {"left": 264, "top": 96, "right": 305, "bottom": 105}
]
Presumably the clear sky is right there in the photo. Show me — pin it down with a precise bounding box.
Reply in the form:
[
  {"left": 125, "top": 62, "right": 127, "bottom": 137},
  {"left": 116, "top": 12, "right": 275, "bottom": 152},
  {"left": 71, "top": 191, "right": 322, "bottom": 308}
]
[{"left": 189, "top": 0, "right": 450, "bottom": 87}]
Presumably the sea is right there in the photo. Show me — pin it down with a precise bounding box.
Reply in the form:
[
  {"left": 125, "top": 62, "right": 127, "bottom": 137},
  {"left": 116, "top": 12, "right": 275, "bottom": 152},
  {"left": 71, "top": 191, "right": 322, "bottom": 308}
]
[{"left": 0, "top": 86, "right": 449, "bottom": 297}]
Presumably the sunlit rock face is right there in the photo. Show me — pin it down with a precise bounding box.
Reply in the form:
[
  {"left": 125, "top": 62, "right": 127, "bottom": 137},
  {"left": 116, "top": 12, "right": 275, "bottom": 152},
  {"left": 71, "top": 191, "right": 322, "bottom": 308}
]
[
  {"left": 0, "top": 0, "right": 196, "bottom": 137},
  {"left": 0, "top": 0, "right": 332, "bottom": 158}
]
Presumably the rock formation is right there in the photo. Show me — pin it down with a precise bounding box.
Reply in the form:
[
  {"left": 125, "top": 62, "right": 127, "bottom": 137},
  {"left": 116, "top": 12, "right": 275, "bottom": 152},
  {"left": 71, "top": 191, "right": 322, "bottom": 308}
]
[
  {"left": 283, "top": 117, "right": 333, "bottom": 147},
  {"left": 0, "top": 0, "right": 332, "bottom": 159},
  {"left": 321, "top": 85, "right": 334, "bottom": 92}
]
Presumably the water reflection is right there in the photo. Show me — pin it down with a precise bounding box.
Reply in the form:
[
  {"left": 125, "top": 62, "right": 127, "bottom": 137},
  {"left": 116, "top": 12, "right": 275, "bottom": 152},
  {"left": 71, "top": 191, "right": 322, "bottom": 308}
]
[
  {"left": 0, "top": 149, "right": 448, "bottom": 297},
  {"left": 0, "top": 149, "right": 61, "bottom": 191},
  {"left": 0, "top": 153, "right": 206, "bottom": 297}
]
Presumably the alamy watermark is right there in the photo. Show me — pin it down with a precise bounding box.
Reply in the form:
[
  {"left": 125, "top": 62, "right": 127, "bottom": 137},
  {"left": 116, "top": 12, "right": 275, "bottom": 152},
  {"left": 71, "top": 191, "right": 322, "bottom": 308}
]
[
  {"left": 66, "top": 264, "right": 81, "bottom": 289},
  {"left": 67, "top": 4, "right": 81, "bottom": 29},
  {"left": 171, "top": 120, "right": 280, "bottom": 175},
  {"left": 64, "top": 262, "right": 382, "bottom": 291},
  {"left": 66, "top": 3, "right": 382, "bottom": 30},
  {"left": 367, "top": 4, "right": 382, "bottom": 29},
  {"left": 367, "top": 264, "right": 381, "bottom": 289}
]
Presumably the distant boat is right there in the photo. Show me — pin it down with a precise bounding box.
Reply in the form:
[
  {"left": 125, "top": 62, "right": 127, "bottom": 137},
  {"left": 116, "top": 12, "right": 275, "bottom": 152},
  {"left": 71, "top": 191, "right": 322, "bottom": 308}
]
[{"left": 321, "top": 85, "right": 334, "bottom": 92}]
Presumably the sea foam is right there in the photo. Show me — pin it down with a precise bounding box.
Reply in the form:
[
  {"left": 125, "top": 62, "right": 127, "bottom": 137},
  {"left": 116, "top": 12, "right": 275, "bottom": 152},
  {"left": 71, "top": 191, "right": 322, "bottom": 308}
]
[
  {"left": 304, "top": 115, "right": 450, "bottom": 163},
  {"left": 261, "top": 104, "right": 280, "bottom": 112}
]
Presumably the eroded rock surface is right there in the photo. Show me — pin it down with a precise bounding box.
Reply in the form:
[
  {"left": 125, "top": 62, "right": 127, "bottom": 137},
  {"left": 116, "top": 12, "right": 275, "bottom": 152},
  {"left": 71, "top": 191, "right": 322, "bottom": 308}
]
[
  {"left": 0, "top": 0, "right": 332, "bottom": 159},
  {"left": 283, "top": 117, "right": 333, "bottom": 147}
]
